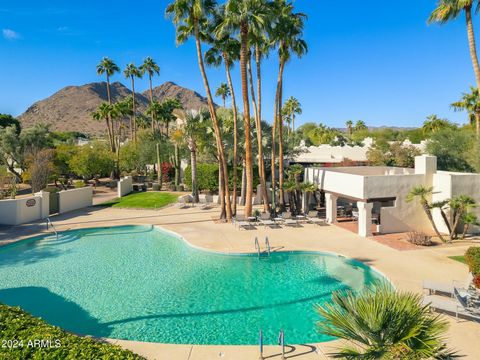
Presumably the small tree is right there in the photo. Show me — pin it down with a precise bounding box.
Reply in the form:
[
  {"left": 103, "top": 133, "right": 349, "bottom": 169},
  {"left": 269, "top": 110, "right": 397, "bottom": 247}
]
[{"left": 25, "top": 149, "right": 55, "bottom": 193}]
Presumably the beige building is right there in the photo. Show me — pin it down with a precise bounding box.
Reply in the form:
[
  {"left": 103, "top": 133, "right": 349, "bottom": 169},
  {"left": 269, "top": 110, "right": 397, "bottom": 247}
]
[{"left": 304, "top": 155, "right": 480, "bottom": 237}]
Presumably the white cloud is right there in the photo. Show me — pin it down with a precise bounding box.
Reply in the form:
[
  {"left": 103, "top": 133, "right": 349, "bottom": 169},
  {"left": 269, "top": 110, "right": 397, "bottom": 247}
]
[{"left": 2, "top": 28, "right": 21, "bottom": 40}]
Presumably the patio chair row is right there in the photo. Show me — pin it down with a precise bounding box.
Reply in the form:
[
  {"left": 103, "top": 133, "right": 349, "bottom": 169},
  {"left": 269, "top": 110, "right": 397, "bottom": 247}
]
[{"left": 422, "top": 274, "right": 480, "bottom": 322}]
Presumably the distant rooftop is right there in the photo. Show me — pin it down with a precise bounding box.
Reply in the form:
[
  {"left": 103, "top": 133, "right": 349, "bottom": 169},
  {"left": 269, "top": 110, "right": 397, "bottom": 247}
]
[{"left": 293, "top": 137, "right": 427, "bottom": 164}]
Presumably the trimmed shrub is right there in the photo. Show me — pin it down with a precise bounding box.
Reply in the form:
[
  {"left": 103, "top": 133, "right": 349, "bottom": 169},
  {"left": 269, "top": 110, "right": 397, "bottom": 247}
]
[
  {"left": 465, "top": 246, "right": 480, "bottom": 274},
  {"left": 184, "top": 163, "right": 218, "bottom": 193},
  {"left": 0, "top": 304, "right": 143, "bottom": 359}
]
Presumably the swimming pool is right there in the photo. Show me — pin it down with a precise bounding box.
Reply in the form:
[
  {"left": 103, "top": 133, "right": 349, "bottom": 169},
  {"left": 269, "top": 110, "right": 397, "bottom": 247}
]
[{"left": 0, "top": 225, "right": 385, "bottom": 345}]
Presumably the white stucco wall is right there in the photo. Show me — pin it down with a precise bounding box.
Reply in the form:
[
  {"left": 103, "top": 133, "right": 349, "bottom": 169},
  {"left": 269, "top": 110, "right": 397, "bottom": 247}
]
[
  {"left": 365, "top": 174, "right": 433, "bottom": 233},
  {"left": 304, "top": 168, "right": 365, "bottom": 199},
  {"left": 118, "top": 176, "right": 133, "bottom": 198},
  {"left": 58, "top": 187, "right": 93, "bottom": 214},
  {"left": 0, "top": 193, "right": 47, "bottom": 226}
]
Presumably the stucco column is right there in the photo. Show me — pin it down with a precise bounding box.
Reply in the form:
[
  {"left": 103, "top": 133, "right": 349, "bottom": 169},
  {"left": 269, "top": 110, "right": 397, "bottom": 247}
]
[
  {"left": 35, "top": 190, "right": 50, "bottom": 219},
  {"left": 325, "top": 193, "right": 338, "bottom": 223},
  {"left": 357, "top": 201, "right": 373, "bottom": 237}
]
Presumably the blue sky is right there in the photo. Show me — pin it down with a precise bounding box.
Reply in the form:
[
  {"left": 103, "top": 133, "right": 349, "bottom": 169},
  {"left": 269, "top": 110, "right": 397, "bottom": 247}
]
[{"left": 0, "top": 1, "right": 477, "bottom": 128}]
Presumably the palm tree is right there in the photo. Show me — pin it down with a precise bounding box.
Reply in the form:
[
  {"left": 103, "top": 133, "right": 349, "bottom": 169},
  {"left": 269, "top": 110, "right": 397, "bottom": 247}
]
[
  {"left": 461, "top": 211, "right": 478, "bottom": 239},
  {"left": 316, "top": 282, "right": 457, "bottom": 359},
  {"left": 166, "top": 0, "right": 233, "bottom": 220},
  {"left": 217, "top": 0, "right": 269, "bottom": 217},
  {"left": 354, "top": 120, "right": 367, "bottom": 132},
  {"left": 96, "top": 57, "right": 120, "bottom": 150},
  {"left": 407, "top": 185, "right": 446, "bottom": 242},
  {"left": 250, "top": 22, "right": 272, "bottom": 214},
  {"left": 159, "top": 97, "right": 182, "bottom": 135},
  {"left": 96, "top": 57, "right": 120, "bottom": 104},
  {"left": 145, "top": 101, "right": 164, "bottom": 133},
  {"left": 92, "top": 102, "right": 118, "bottom": 152},
  {"left": 183, "top": 109, "right": 209, "bottom": 202},
  {"left": 215, "top": 82, "right": 231, "bottom": 107},
  {"left": 270, "top": 0, "right": 307, "bottom": 212},
  {"left": 451, "top": 87, "right": 480, "bottom": 137},
  {"left": 345, "top": 120, "right": 353, "bottom": 136},
  {"left": 429, "top": 0, "right": 480, "bottom": 98},
  {"left": 205, "top": 18, "right": 241, "bottom": 214},
  {"left": 422, "top": 114, "right": 452, "bottom": 135},
  {"left": 283, "top": 96, "right": 302, "bottom": 134},
  {"left": 448, "top": 195, "right": 476, "bottom": 240},
  {"left": 123, "top": 63, "right": 143, "bottom": 141},
  {"left": 140, "top": 57, "right": 160, "bottom": 131}
]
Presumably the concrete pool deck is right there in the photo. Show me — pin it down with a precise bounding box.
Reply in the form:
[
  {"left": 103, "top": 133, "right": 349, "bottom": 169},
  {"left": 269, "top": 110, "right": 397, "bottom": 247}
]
[{"left": 1, "top": 203, "right": 479, "bottom": 359}]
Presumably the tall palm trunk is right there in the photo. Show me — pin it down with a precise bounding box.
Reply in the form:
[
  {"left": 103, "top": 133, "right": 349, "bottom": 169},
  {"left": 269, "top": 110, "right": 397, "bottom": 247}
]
[
  {"left": 466, "top": 6, "right": 480, "bottom": 138},
  {"left": 423, "top": 202, "right": 445, "bottom": 242},
  {"left": 149, "top": 75, "right": 156, "bottom": 133},
  {"left": 193, "top": 21, "right": 232, "bottom": 220},
  {"left": 240, "top": 22, "right": 254, "bottom": 217},
  {"left": 105, "top": 75, "right": 115, "bottom": 152},
  {"left": 130, "top": 76, "right": 137, "bottom": 142},
  {"left": 254, "top": 46, "right": 270, "bottom": 213},
  {"left": 190, "top": 141, "right": 199, "bottom": 203},
  {"left": 223, "top": 55, "right": 238, "bottom": 215},
  {"left": 277, "top": 58, "right": 286, "bottom": 211}
]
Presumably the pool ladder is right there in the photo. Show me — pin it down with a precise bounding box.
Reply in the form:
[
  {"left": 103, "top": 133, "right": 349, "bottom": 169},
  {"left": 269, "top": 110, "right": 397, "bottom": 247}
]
[
  {"left": 46, "top": 217, "right": 59, "bottom": 240},
  {"left": 254, "top": 237, "right": 271, "bottom": 258},
  {"left": 258, "top": 329, "right": 285, "bottom": 360}
]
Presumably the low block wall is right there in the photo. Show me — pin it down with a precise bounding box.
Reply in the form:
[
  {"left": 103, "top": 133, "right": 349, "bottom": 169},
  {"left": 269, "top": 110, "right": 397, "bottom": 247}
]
[
  {"left": 118, "top": 176, "right": 133, "bottom": 198},
  {"left": 0, "top": 191, "right": 48, "bottom": 226},
  {"left": 58, "top": 187, "right": 93, "bottom": 214}
]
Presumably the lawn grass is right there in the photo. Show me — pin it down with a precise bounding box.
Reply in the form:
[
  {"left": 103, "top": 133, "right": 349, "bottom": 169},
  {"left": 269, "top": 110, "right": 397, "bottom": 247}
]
[
  {"left": 100, "top": 191, "right": 179, "bottom": 209},
  {"left": 449, "top": 255, "right": 466, "bottom": 264}
]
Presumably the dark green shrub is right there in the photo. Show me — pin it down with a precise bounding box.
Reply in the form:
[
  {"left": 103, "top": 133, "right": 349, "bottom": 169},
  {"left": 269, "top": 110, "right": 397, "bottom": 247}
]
[
  {"left": 0, "top": 304, "right": 143, "bottom": 359},
  {"left": 184, "top": 163, "right": 219, "bottom": 193}
]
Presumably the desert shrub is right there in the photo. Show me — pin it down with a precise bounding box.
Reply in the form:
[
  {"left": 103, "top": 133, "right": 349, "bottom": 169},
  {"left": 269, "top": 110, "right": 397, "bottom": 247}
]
[
  {"left": 74, "top": 180, "right": 85, "bottom": 188},
  {"left": 68, "top": 142, "right": 114, "bottom": 180},
  {"left": 0, "top": 303, "right": 143, "bottom": 359},
  {"left": 406, "top": 231, "right": 432, "bottom": 246}
]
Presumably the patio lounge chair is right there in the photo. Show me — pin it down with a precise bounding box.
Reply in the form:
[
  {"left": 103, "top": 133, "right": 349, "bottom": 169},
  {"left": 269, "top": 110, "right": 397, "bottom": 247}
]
[
  {"left": 423, "top": 293, "right": 480, "bottom": 322},
  {"left": 199, "top": 197, "right": 211, "bottom": 210},
  {"left": 282, "top": 213, "right": 298, "bottom": 227},
  {"left": 259, "top": 213, "right": 276, "bottom": 228},
  {"left": 176, "top": 199, "right": 189, "bottom": 209},
  {"left": 423, "top": 273, "right": 473, "bottom": 298},
  {"left": 234, "top": 215, "right": 254, "bottom": 230},
  {"left": 307, "top": 211, "right": 325, "bottom": 226}
]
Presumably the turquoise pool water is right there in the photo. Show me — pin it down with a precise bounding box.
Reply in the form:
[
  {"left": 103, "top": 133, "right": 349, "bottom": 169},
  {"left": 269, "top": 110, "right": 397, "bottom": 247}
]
[{"left": 0, "top": 225, "right": 384, "bottom": 345}]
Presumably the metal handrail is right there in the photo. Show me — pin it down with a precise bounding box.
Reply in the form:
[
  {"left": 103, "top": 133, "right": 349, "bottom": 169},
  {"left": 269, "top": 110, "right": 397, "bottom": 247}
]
[
  {"left": 259, "top": 329, "right": 264, "bottom": 360},
  {"left": 254, "top": 236, "right": 261, "bottom": 258},
  {"left": 46, "top": 217, "right": 58, "bottom": 239},
  {"left": 265, "top": 236, "right": 271, "bottom": 256},
  {"left": 278, "top": 329, "right": 285, "bottom": 360}
]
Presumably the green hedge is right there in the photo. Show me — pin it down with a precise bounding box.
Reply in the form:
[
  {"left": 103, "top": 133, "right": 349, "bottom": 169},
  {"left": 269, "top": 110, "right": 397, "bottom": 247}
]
[
  {"left": 184, "top": 163, "right": 260, "bottom": 193},
  {"left": 0, "top": 304, "right": 143, "bottom": 359},
  {"left": 184, "top": 163, "right": 218, "bottom": 192}
]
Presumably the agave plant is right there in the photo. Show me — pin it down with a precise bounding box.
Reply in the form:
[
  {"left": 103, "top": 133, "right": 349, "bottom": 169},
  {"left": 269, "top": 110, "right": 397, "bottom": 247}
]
[{"left": 315, "top": 282, "right": 458, "bottom": 359}]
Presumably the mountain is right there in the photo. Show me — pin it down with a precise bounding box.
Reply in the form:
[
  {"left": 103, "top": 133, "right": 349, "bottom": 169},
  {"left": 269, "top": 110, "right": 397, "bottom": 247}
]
[
  {"left": 144, "top": 81, "right": 213, "bottom": 111},
  {"left": 18, "top": 81, "right": 214, "bottom": 136}
]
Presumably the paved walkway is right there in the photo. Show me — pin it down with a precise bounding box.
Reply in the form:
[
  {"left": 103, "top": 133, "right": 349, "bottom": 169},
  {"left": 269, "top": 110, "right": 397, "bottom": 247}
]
[{"left": 1, "top": 204, "right": 479, "bottom": 359}]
